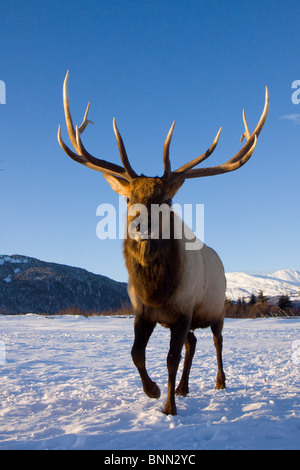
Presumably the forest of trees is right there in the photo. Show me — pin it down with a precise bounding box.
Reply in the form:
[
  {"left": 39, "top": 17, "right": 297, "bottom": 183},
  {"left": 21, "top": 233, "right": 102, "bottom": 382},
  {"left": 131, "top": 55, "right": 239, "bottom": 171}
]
[
  {"left": 2, "top": 290, "right": 299, "bottom": 318},
  {"left": 50, "top": 292, "right": 299, "bottom": 318},
  {"left": 224, "top": 291, "right": 299, "bottom": 318}
]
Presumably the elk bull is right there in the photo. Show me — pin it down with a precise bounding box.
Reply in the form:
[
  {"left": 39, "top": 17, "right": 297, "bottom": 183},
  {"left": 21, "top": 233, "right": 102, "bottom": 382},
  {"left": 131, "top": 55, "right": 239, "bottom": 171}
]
[{"left": 58, "top": 72, "right": 269, "bottom": 414}]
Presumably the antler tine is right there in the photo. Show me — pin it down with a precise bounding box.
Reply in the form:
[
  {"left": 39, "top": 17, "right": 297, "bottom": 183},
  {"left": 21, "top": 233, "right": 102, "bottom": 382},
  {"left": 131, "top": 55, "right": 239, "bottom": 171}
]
[
  {"left": 58, "top": 124, "right": 88, "bottom": 165},
  {"left": 163, "top": 121, "right": 176, "bottom": 179},
  {"left": 252, "top": 86, "right": 269, "bottom": 138},
  {"left": 58, "top": 71, "right": 133, "bottom": 180},
  {"left": 78, "top": 101, "right": 94, "bottom": 134},
  {"left": 57, "top": 124, "right": 124, "bottom": 176},
  {"left": 175, "top": 126, "right": 222, "bottom": 174},
  {"left": 172, "top": 86, "right": 269, "bottom": 179},
  {"left": 113, "top": 118, "right": 138, "bottom": 179},
  {"left": 74, "top": 125, "right": 130, "bottom": 176},
  {"left": 227, "top": 86, "right": 269, "bottom": 166},
  {"left": 62, "top": 70, "right": 80, "bottom": 153},
  {"left": 240, "top": 108, "right": 251, "bottom": 142},
  {"left": 240, "top": 87, "right": 269, "bottom": 144},
  {"left": 183, "top": 135, "right": 258, "bottom": 178}
]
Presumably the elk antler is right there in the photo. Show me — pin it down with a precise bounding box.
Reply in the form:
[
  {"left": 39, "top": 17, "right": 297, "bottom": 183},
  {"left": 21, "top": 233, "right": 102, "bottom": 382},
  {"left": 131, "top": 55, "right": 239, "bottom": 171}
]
[
  {"left": 162, "top": 123, "right": 223, "bottom": 180},
  {"left": 163, "top": 121, "right": 176, "bottom": 178},
  {"left": 58, "top": 72, "right": 269, "bottom": 183},
  {"left": 164, "top": 87, "right": 269, "bottom": 180},
  {"left": 57, "top": 71, "right": 137, "bottom": 180}
]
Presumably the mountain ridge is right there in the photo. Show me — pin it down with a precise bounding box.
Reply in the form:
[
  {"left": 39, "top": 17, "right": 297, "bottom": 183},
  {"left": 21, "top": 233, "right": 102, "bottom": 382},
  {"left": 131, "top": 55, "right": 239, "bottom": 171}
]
[{"left": 0, "top": 254, "right": 129, "bottom": 314}]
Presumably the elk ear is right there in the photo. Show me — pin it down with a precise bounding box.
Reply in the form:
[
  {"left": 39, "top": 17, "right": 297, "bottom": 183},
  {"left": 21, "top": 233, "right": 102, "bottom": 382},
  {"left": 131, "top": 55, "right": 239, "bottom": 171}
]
[
  {"left": 167, "top": 179, "right": 184, "bottom": 198},
  {"left": 103, "top": 174, "right": 131, "bottom": 196}
]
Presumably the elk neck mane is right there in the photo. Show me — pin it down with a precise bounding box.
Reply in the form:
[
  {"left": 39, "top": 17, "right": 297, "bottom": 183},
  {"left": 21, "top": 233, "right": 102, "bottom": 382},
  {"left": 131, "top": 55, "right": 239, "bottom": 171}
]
[{"left": 123, "top": 231, "right": 183, "bottom": 308}]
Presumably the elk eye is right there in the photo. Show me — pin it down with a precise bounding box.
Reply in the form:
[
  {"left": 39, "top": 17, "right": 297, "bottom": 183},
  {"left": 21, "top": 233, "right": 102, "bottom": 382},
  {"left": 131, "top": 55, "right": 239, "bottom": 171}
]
[
  {"left": 164, "top": 198, "right": 172, "bottom": 206},
  {"left": 126, "top": 197, "right": 130, "bottom": 204}
]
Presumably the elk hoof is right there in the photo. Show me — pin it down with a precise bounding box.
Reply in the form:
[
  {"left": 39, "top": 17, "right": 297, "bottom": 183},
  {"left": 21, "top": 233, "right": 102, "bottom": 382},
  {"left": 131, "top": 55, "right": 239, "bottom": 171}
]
[
  {"left": 215, "top": 373, "right": 226, "bottom": 389},
  {"left": 215, "top": 382, "right": 226, "bottom": 390},
  {"left": 163, "top": 402, "right": 177, "bottom": 416},
  {"left": 175, "top": 384, "right": 189, "bottom": 397},
  {"left": 144, "top": 381, "right": 161, "bottom": 399}
]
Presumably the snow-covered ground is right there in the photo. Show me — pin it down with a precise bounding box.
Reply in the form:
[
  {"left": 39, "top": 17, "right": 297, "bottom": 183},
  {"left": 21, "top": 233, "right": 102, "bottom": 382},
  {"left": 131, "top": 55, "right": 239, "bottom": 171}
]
[{"left": 0, "top": 315, "right": 299, "bottom": 450}]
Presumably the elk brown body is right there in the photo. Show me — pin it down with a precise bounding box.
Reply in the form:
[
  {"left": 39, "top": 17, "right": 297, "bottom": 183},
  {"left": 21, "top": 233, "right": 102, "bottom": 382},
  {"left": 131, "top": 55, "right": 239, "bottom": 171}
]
[{"left": 58, "top": 71, "right": 269, "bottom": 415}]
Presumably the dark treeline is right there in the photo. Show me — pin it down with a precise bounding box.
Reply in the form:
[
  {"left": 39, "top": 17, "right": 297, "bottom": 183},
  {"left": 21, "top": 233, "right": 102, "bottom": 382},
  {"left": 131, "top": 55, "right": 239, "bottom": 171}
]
[
  {"left": 224, "top": 291, "right": 300, "bottom": 318},
  {"left": 1, "top": 292, "right": 299, "bottom": 318}
]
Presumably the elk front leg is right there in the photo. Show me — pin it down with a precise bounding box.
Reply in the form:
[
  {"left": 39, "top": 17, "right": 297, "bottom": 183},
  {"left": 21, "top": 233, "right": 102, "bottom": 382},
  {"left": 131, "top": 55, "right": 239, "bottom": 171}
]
[
  {"left": 211, "top": 319, "right": 226, "bottom": 389},
  {"left": 163, "top": 316, "right": 190, "bottom": 415},
  {"left": 175, "top": 331, "right": 197, "bottom": 397},
  {"left": 131, "top": 315, "right": 160, "bottom": 399}
]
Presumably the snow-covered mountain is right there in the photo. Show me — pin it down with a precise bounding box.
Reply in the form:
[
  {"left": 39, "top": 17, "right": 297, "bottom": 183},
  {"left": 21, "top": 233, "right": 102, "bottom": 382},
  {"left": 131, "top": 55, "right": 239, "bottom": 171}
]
[{"left": 225, "top": 269, "right": 300, "bottom": 303}]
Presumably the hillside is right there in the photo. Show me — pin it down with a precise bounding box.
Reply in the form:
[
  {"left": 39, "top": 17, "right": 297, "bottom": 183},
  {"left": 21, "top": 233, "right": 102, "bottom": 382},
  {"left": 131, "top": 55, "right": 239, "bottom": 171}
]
[
  {"left": 0, "top": 255, "right": 129, "bottom": 314},
  {"left": 1, "top": 254, "right": 299, "bottom": 313},
  {"left": 225, "top": 269, "right": 300, "bottom": 303}
]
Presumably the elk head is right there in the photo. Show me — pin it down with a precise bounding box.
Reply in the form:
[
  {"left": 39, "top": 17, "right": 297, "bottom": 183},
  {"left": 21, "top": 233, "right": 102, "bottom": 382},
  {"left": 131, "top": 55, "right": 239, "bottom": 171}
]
[{"left": 58, "top": 71, "right": 269, "bottom": 246}]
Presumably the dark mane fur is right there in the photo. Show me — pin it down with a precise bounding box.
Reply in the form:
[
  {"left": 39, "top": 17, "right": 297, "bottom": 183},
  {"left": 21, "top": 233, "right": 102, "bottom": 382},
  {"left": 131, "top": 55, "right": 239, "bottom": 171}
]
[{"left": 123, "top": 235, "right": 182, "bottom": 308}]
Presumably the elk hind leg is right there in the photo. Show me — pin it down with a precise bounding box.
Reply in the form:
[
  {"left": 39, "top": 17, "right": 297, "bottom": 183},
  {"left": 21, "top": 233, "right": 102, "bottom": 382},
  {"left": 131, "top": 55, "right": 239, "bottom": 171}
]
[
  {"left": 175, "top": 331, "right": 197, "bottom": 397},
  {"left": 211, "top": 319, "right": 226, "bottom": 389}
]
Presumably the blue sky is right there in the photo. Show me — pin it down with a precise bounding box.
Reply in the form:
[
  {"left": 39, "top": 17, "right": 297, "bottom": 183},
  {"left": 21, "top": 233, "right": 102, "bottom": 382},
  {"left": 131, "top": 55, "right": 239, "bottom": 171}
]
[{"left": 0, "top": 0, "right": 299, "bottom": 282}]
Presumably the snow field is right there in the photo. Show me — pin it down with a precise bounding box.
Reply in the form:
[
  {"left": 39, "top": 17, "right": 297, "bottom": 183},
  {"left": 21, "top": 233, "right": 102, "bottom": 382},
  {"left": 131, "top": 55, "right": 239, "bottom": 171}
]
[{"left": 0, "top": 315, "right": 299, "bottom": 450}]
